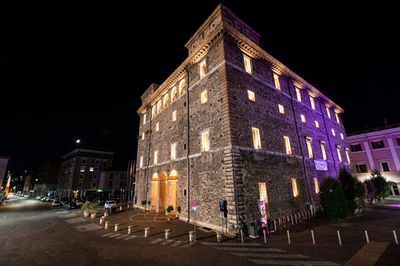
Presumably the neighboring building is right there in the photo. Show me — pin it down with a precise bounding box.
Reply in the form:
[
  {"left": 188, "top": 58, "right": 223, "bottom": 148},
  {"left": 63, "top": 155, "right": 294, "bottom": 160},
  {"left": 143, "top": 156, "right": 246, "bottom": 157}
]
[
  {"left": 57, "top": 148, "right": 114, "bottom": 199},
  {"left": 98, "top": 170, "right": 129, "bottom": 202},
  {"left": 348, "top": 124, "right": 400, "bottom": 195},
  {"left": 32, "top": 161, "right": 60, "bottom": 197},
  {"left": 135, "top": 4, "right": 349, "bottom": 234},
  {"left": 0, "top": 156, "right": 9, "bottom": 190},
  {"left": 23, "top": 174, "right": 32, "bottom": 194}
]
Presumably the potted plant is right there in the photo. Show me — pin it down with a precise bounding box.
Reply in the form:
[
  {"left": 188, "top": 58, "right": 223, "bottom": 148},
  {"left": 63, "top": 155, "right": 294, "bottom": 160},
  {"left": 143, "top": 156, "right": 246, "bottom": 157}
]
[
  {"left": 141, "top": 200, "right": 147, "bottom": 212},
  {"left": 166, "top": 206, "right": 174, "bottom": 221}
]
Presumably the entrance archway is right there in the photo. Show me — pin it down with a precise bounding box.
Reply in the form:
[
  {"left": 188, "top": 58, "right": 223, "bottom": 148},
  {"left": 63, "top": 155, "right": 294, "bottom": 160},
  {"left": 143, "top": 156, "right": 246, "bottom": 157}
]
[
  {"left": 150, "top": 173, "right": 158, "bottom": 210},
  {"left": 159, "top": 172, "right": 168, "bottom": 211},
  {"left": 168, "top": 170, "right": 178, "bottom": 214}
]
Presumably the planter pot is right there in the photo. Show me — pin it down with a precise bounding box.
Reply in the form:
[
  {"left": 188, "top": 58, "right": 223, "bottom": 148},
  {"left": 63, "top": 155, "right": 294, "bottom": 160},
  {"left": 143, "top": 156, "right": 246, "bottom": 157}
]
[
  {"left": 91, "top": 213, "right": 96, "bottom": 219},
  {"left": 248, "top": 225, "right": 258, "bottom": 238},
  {"left": 84, "top": 211, "right": 89, "bottom": 217}
]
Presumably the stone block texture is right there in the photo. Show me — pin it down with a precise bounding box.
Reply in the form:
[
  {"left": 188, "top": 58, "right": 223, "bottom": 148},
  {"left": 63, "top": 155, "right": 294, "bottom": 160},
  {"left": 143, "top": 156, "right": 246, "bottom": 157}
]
[{"left": 134, "top": 4, "right": 350, "bottom": 234}]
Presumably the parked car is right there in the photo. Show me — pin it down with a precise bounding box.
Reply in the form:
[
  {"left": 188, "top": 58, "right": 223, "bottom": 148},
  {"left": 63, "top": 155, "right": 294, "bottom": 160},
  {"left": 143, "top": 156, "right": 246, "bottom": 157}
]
[
  {"left": 104, "top": 200, "right": 117, "bottom": 209},
  {"left": 52, "top": 200, "right": 61, "bottom": 207},
  {"left": 74, "top": 200, "right": 84, "bottom": 207},
  {"left": 65, "top": 202, "right": 77, "bottom": 210},
  {"left": 97, "top": 200, "right": 105, "bottom": 206}
]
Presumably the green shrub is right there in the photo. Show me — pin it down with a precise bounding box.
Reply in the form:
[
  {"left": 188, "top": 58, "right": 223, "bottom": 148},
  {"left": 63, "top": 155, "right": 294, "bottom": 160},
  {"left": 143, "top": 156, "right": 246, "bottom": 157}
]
[
  {"left": 338, "top": 168, "right": 358, "bottom": 214},
  {"left": 320, "top": 177, "right": 348, "bottom": 222},
  {"left": 166, "top": 206, "right": 174, "bottom": 213},
  {"left": 81, "top": 201, "right": 98, "bottom": 213}
]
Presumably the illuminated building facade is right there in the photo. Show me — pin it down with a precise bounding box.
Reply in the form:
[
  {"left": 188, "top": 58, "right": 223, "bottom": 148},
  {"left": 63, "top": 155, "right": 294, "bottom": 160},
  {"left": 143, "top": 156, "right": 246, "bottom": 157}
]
[
  {"left": 0, "top": 156, "right": 9, "bottom": 190},
  {"left": 135, "top": 4, "right": 349, "bottom": 234}
]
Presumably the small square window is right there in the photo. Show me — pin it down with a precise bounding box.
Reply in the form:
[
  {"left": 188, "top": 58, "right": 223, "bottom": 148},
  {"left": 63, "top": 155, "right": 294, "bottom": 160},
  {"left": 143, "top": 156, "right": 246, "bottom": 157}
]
[
  {"left": 351, "top": 144, "right": 362, "bottom": 152},
  {"left": 381, "top": 162, "right": 390, "bottom": 172},
  {"left": 278, "top": 104, "right": 285, "bottom": 114},
  {"left": 356, "top": 164, "right": 368, "bottom": 173},
  {"left": 243, "top": 54, "right": 252, "bottom": 74},
  {"left": 315, "top": 120, "right": 319, "bottom": 128},
  {"left": 172, "top": 110, "right": 177, "bottom": 121},
  {"left": 89, "top": 167, "right": 94, "bottom": 172},
  {"left": 247, "top": 90, "right": 255, "bottom": 102},
  {"left": 371, "top": 140, "right": 385, "bottom": 149},
  {"left": 199, "top": 60, "right": 207, "bottom": 79},
  {"left": 273, "top": 73, "right": 281, "bottom": 90},
  {"left": 156, "top": 122, "right": 160, "bottom": 132},
  {"left": 301, "top": 114, "right": 306, "bottom": 123},
  {"left": 201, "top": 90, "right": 208, "bottom": 104}
]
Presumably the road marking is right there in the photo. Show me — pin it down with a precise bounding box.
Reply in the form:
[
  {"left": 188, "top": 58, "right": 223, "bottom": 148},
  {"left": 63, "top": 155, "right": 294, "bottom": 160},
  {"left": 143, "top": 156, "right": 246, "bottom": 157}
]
[
  {"left": 108, "top": 234, "right": 121, "bottom": 238},
  {"left": 101, "top": 233, "right": 114, "bottom": 237},
  {"left": 56, "top": 211, "right": 69, "bottom": 214},
  {"left": 115, "top": 235, "right": 129, "bottom": 239},
  {"left": 65, "top": 217, "right": 87, "bottom": 224},
  {"left": 123, "top": 235, "right": 137, "bottom": 240},
  {"left": 181, "top": 242, "right": 196, "bottom": 248},
  {"left": 58, "top": 213, "right": 77, "bottom": 218},
  {"left": 75, "top": 223, "right": 102, "bottom": 232},
  {"left": 150, "top": 238, "right": 164, "bottom": 244},
  {"left": 170, "top": 241, "right": 182, "bottom": 247},
  {"left": 232, "top": 253, "right": 309, "bottom": 259},
  {"left": 201, "top": 242, "right": 261, "bottom": 247},
  {"left": 214, "top": 247, "right": 286, "bottom": 252},
  {"left": 160, "top": 239, "right": 174, "bottom": 246},
  {"left": 249, "top": 259, "right": 340, "bottom": 265}
]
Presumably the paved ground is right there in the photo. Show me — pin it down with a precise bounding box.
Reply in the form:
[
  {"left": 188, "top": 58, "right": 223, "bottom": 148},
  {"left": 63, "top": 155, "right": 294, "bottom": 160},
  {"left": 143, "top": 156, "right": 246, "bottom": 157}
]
[{"left": 0, "top": 195, "right": 399, "bottom": 265}]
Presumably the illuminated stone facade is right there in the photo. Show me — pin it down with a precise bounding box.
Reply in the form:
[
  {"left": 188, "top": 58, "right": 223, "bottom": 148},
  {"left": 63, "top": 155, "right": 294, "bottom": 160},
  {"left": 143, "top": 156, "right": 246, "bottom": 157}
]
[{"left": 135, "top": 4, "right": 349, "bottom": 234}]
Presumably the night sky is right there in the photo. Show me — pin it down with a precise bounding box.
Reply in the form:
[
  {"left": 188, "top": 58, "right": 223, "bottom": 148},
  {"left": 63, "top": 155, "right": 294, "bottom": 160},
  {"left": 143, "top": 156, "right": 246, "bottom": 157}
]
[{"left": 1, "top": 2, "right": 399, "bottom": 176}]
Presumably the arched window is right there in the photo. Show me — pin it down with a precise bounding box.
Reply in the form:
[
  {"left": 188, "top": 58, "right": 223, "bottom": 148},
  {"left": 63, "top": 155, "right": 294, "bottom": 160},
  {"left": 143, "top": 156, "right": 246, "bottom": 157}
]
[
  {"left": 157, "top": 100, "right": 162, "bottom": 113},
  {"left": 178, "top": 79, "right": 186, "bottom": 96},
  {"left": 152, "top": 105, "right": 157, "bottom": 118},
  {"left": 171, "top": 87, "right": 177, "bottom": 102},
  {"left": 152, "top": 173, "right": 158, "bottom": 181},
  {"left": 163, "top": 93, "right": 169, "bottom": 108}
]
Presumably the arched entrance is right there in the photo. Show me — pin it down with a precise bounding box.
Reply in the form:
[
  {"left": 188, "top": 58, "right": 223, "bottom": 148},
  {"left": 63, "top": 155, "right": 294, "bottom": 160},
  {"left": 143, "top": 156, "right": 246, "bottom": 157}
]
[
  {"left": 159, "top": 172, "right": 168, "bottom": 211},
  {"left": 150, "top": 173, "right": 158, "bottom": 211},
  {"left": 168, "top": 170, "right": 178, "bottom": 214}
]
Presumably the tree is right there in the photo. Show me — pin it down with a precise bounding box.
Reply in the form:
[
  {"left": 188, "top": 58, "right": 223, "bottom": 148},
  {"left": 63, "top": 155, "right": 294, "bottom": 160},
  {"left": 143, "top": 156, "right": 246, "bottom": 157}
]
[
  {"left": 338, "top": 168, "right": 358, "bottom": 214},
  {"left": 370, "top": 170, "right": 389, "bottom": 200},
  {"left": 320, "top": 177, "right": 348, "bottom": 222}
]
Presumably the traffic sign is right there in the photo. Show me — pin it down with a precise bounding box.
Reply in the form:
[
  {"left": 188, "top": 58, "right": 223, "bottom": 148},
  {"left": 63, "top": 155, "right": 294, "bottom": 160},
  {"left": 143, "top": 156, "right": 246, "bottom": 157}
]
[{"left": 192, "top": 199, "right": 197, "bottom": 207}]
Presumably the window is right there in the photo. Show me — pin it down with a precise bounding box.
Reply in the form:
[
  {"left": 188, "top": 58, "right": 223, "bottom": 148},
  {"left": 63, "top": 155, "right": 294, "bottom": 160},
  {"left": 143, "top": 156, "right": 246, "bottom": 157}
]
[
  {"left": 199, "top": 60, "right": 207, "bottom": 79},
  {"left": 397, "top": 137, "right": 400, "bottom": 146},
  {"left": 291, "top": 178, "right": 299, "bottom": 197},
  {"left": 306, "top": 137, "right": 313, "bottom": 158},
  {"left": 247, "top": 90, "right": 255, "bottom": 102},
  {"left": 152, "top": 105, "right": 157, "bottom": 118},
  {"left": 295, "top": 87, "right": 302, "bottom": 102},
  {"left": 381, "top": 162, "right": 390, "bottom": 172},
  {"left": 258, "top": 182, "right": 268, "bottom": 204},
  {"left": 314, "top": 178, "right": 320, "bottom": 194},
  {"left": 178, "top": 79, "right": 186, "bottom": 96},
  {"left": 284, "top": 136, "right": 292, "bottom": 155},
  {"left": 371, "top": 140, "right": 385, "bottom": 149},
  {"left": 94, "top": 167, "right": 99, "bottom": 172},
  {"left": 335, "top": 112, "right": 340, "bottom": 124},
  {"left": 326, "top": 106, "right": 331, "bottom": 119},
  {"left": 156, "top": 122, "right": 160, "bottom": 132},
  {"left": 92, "top": 183, "right": 96, "bottom": 187},
  {"left": 278, "top": 104, "right": 285, "bottom": 114},
  {"left": 350, "top": 144, "right": 362, "bottom": 152},
  {"left": 320, "top": 141, "right": 327, "bottom": 160},
  {"left": 273, "top": 73, "right": 281, "bottom": 90},
  {"left": 252, "top": 127, "right": 261, "bottom": 150},
  {"left": 201, "top": 130, "right": 210, "bottom": 152},
  {"left": 108, "top": 181, "right": 112, "bottom": 187},
  {"left": 157, "top": 100, "right": 162, "bottom": 113},
  {"left": 301, "top": 114, "right": 306, "bottom": 123},
  {"left": 315, "top": 120, "right": 319, "bottom": 128},
  {"left": 154, "top": 151, "right": 158, "bottom": 164},
  {"left": 172, "top": 110, "right": 177, "bottom": 121},
  {"left": 201, "top": 90, "right": 208, "bottom": 104},
  {"left": 309, "top": 96, "right": 316, "bottom": 110},
  {"left": 142, "top": 132, "right": 145, "bottom": 140},
  {"left": 340, "top": 133, "right": 344, "bottom": 140},
  {"left": 80, "top": 166, "right": 86, "bottom": 172},
  {"left": 171, "top": 143, "right": 176, "bottom": 160},
  {"left": 163, "top": 93, "right": 169, "bottom": 107},
  {"left": 89, "top": 167, "right": 94, "bottom": 172},
  {"left": 336, "top": 145, "right": 342, "bottom": 162},
  {"left": 243, "top": 54, "right": 252, "bottom": 74},
  {"left": 356, "top": 164, "right": 368, "bottom": 173},
  {"left": 171, "top": 86, "right": 177, "bottom": 102},
  {"left": 143, "top": 114, "right": 146, "bottom": 125},
  {"left": 79, "top": 174, "right": 84, "bottom": 179},
  {"left": 81, "top": 158, "right": 87, "bottom": 164},
  {"left": 331, "top": 128, "right": 336, "bottom": 136},
  {"left": 78, "top": 183, "right": 82, "bottom": 188},
  {"left": 345, "top": 148, "right": 351, "bottom": 163},
  {"left": 140, "top": 156, "right": 143, "bottom": 168}
]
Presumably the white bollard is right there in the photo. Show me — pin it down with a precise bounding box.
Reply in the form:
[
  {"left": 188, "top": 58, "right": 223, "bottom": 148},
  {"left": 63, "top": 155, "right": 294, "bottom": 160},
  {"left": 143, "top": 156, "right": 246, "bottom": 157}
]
[
  {"left": 189, "top": 231, "right": 195, "bottom": 242},
  {"left": 240, "top": 229, "right": 244, "bottom": 243},
  {"left": 216, "top": 232, "right": 222, "bottom": 243},
  {"left": 287, "top": 230, "right": 291, "bottom": 245},
  {"left": 165, "top": 229, "right": 170, "bottom": 240},
  {"left": 128, "top": 226, "right": 132, "bottom": 235},
  {"left": 393, "top": 230, "right": 398, "bottom": 245},
  {"left": 100, "top": 217, "right": 104, "bottom": 224},
  {"left": 105, "top": 221, "right": 109, "bottom": 229},
  {"left": 311, "top": 230, "right": 315, "bottom": 245},
  {"left": 144, "top": 227, "right": 150, "bottom": 238},
  {"left": 365, "top": 230, "right": 369, "bottom": 243},
  {"left": 337, "top": 230, "right": 342, "bottom": 246},
  {"left": 115, "top": 224, "right": 119, "bottom": 232},
  {"left": 119, "top": 206, "right": 123, "bottom": 211}
]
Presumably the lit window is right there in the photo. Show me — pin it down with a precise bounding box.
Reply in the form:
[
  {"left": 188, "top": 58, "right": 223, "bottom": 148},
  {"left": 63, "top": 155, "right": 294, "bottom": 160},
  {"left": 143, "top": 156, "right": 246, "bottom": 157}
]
[
  {"left": 335, "top": 112, "right": 340, "bottom": 124},
  {"left": 172, "top": 110, "right": 177, "bottom": 121},
  {"left": 291, "top": 178, "right": 299, "bottom": 197},
  {"left": 301, "top": 114, "right": 306, "bottom": 123},
  {"left": 178, "top": 79, "right": 186, "bottom": 96},
  {"left": 326, "top": 106, "right": 331, "bottom": 119},
  {"left": 140, "top": 156, "right": 143, "bottom": 168},
  {"left": 80, "top": 166, "right": 86, "bottom": 172},
  {"left": 201, "top": 130, "right": 210, "bottom": 152},
  {"left": 199, "top": 60, "right": 207, "bottom": 79},
  {"left": 273, "top": 73, "right": 281, "bottom": 90},
  {"left": 278, "top": 104, "right": 285, "bottom": 114},
  {"left": 306, "top": 137, "right": 313, "bottom": 158},
  {"left": 156, "top": 122, "right": 160, "bottom": 132},
  {"left": 247, "top": 90, "right": 255, "bottom": 102},
  {"left": 243, "top": 54, "right": 252, "bottom": 74},
  {"left": 331, "top": 128, "right": 336, "bottom": 136},
  {"left": 295, "top": 87, "right": 302, "bottom": 102},
  {"left": 152, "top": 105, "right": 157, "bottom": 118},
  {"left": 157, "top": 100, "right": 162, "bottom": 113},
  {"left": 143, "top": 114, "right": 146, "bottom": 125},
  {"left": 252, "top": 127, "right": 261, "bottom": 150},
  {"left": 142, "top": 132, "right": 145, "bottom": 140},
  {"left": 154, "top": 151, "right": 158, "bottom": 164},
  {"left": 320, "top": 141, "right": 327, "bottom": 160},
  {"left": 314, "top": 178, "right": 320, "bottom": 193},
  {"left": 201, "top": 90, "right": 208, "bottom": 104},
  {"left": 310, "top": 96, "right": 316, "bottom": 110},
  {"left": 340, "top": 133, "right": 344, "bottom": 140},
  {"left": 171, "top": 143, "right": 176, "bottom": 160},
  {"left": 315, "top": 120, "right": 319, "bottom": 128},
  {"left": 258, "top": 182, "right": 268, "bottom": 204},
  {"left": 89, "top": 167, "right": 94, "bottom": 172},
  {"left": 345, "top": 148, "right": 351, "bottom": 163},
  {"left": 336, "top": 145, "right": 342, "bottom": 162},
  {"left": 163, "top": 93, "right": 169, "bottom": 107},
  {"left": 284, "top": 136, "right": 292, "bottom": 155},
  {"left": 171, "top": 87, "right": 177, "bottom": 102}
]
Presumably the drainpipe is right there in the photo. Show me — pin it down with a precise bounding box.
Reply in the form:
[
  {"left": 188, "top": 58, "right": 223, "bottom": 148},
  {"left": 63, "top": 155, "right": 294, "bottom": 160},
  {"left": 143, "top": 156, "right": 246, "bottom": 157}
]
[{"left": 184, "top": 65, "right": 191, "bottom": 222}]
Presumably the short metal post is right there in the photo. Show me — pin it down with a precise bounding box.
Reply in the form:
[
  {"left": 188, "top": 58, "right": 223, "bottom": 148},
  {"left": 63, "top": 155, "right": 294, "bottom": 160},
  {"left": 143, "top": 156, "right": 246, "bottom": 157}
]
[
  {"left": 216, "top": 232, "right": 222, "bottom": 243},
  {"left": 287, "top": 230, "right": 291, "bottom": 245},
  {"left": 165, "top": 229, "right": 170, "bottom": 240},
  {"left": 263, "top": 228, "right": 266, "bottom": 244},
  {"left": 115, "top": 224, "right": 119, "bottom": 232},
  {"left": 128, "top": 226, "right": 132, "bottom": 235},
  {"left": 105, "top": 221, "right": 108, "bottom": 229},
  {"left": 365, "top": 230, "right": 369, "bottom": 243},
  {"left": 119, "top": 206, "right": 123, "bottom": 211},
  {"left": 189, "top": 231, "right": 195, "bottom": 242},
  {"left": 393, "top": 230, "right": 398, "bottom": 245},
  {"left": 311, "top": 230, "right": 315, "bottom": 245},
  {"left": 144, "top": 227, "right": 150, "bottom": 238},
  {"left": 240, "top": 229, "right": 244, "bottom": 243},
  {"left": 337, "top": 230, "right": 342, "bottom": 246}
]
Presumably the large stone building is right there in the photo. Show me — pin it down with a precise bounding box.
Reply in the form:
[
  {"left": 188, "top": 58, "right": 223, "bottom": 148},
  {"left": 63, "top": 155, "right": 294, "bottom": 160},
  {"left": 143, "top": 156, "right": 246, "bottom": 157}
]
[
  {"left": 135, "top": 4, "right": 350, "bottom": 234},
  {"left": 0, "top": 156, "right": 9, "bottom": 190}
]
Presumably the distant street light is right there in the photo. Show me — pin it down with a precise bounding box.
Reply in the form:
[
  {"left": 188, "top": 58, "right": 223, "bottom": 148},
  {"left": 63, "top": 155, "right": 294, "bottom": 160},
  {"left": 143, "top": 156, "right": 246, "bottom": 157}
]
[{"left": 75, "top": 139, "right": 81, "bottom": 144}]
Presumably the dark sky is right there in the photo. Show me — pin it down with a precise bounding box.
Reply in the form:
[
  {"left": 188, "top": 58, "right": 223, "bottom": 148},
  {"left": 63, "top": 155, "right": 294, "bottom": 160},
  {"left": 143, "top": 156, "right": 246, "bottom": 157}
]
[{"left": 1, "top": 1, "right": 399, "bottom": 175}]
